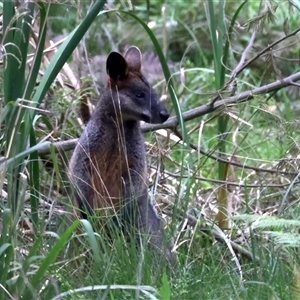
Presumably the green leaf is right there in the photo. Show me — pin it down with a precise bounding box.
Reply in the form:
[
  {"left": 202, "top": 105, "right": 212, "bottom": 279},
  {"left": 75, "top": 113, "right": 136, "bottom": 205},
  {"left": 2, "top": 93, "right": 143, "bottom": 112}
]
[
  {"left": 120, "top": 11, "right": 190, "bottom": 231},
  {"left": 23, "top": 2, "right": 49, "bottom": 100},
  {"left": 121, "top": 11, "right": 188, "bottom": 143},
  {"left": 31, "top": 0, "right": 106, "bottom": 117},
  {"left": 2, "top": 141, "right": 51, "bottom": 172},
  {"left": 0, "top": 243, "right": 11, "bottom": 257},
  {"left": 23, "top": 220, "right": 80, "bottom": 298},
  {"left": 15, "top": 236, "right": 43, "bottom": 295},
  {"left": 3, "top": 0, "right": 16, "bottom": 104},
  {"left": 222, "top": 0, "right": 248, "bottom": 79},
  {"left": 3, "top": 2, "right": 35, "bottom": 103},
  {"left": 0, "top": 209, "right": 13, "bottom": 298},
  {"left": 159, "top": 273, "right": 171, "bottom": 300},
  {"left": 80, "top": 219, "right": 101, "bottom": 264},
  {"left": 11, "top": 2, "right": 35, "bottom": 101},
  {"left": 29, "top": 126, "right": 40, "bottom": 233}
]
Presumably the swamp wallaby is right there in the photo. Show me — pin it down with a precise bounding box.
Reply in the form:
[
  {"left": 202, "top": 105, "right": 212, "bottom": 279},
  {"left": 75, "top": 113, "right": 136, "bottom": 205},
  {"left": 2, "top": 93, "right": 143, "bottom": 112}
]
[{"left": 69, "top": 46, "right": 175, "bottom": 264}]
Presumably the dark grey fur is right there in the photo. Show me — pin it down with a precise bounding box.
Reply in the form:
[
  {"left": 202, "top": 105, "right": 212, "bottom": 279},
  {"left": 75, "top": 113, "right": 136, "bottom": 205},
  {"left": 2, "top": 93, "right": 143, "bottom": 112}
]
[{"left": 69, "top": 46, "right": 175, "bottom": 264}]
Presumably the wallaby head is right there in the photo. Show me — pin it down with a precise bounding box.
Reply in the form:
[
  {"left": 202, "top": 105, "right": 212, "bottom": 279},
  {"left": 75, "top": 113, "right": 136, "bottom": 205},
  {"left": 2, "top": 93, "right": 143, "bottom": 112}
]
[{"left": 105, "top": 46, "right": 169, "bottom": 124}]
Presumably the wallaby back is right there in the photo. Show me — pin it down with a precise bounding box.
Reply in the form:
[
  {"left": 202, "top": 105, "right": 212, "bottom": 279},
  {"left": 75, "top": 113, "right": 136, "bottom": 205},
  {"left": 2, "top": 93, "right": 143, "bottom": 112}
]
[{"left": 69, "top": 46, "right": 175, "bottom": 264}]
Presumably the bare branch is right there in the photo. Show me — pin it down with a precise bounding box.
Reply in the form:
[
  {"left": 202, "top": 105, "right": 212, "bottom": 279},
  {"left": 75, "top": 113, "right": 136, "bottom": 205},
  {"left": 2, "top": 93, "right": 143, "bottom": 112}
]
[
  {"left": 37, "top": 71, "right": 300, "bottom": 176},
  {"left": 149, "top": 70, "right": 300, "bottom": 130},
  {"left": 162, "top": 169, "right": 300, "bottom": 189}
]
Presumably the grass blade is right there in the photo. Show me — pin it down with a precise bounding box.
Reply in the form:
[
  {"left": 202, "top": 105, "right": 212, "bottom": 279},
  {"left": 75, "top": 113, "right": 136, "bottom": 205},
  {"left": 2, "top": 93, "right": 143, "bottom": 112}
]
[
  {"left": 31, "top": 0, "right": 106, "bottom": 117},
  {"left": 122, "top": 11, "right": 188, "bottom": 143},
  {"left": 29, "top": 127, "right": 40, "bottom": 232},
  {"left": 23, "top": 2, "right": 49, "bottom": 100},
  {"left": 23, "top": 220, "right": 80, "bottom": 298}
]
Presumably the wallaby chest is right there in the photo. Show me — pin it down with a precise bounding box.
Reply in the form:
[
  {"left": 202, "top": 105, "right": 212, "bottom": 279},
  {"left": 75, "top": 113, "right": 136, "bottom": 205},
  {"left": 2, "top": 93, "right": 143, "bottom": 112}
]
[{"left": 85, "top": 120, "right": 147, "bottom": 211}]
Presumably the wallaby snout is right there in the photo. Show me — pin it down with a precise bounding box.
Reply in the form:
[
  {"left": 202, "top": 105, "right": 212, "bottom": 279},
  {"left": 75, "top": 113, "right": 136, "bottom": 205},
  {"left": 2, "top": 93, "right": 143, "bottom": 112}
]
[
  {"left": 159, "top": 109, "right": 169, "bottom": 122},
  {"left": 157, "top": 107, "right": 169, "bottom": 123},
  {"left": 146, "top": 103, "right": 169, "bottom": 124},
  {"left": 143, "top": 94, "right": 169, "bottom": 124}
]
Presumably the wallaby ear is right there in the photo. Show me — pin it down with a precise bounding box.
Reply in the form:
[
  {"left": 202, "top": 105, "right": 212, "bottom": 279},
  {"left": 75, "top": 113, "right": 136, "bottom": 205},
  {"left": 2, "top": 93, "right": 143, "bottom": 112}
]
[
  {"left": 124, "top": 46, "right": 142, "bottom": 72},
  {"left": 106, "top": 52, "right": 128, "bottom": 81}
]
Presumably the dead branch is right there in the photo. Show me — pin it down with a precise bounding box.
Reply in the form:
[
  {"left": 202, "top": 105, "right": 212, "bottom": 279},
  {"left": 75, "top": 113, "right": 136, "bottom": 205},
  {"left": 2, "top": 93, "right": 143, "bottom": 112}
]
[{"left": 37, "top": 70, "right": 300, "bottom": 178}]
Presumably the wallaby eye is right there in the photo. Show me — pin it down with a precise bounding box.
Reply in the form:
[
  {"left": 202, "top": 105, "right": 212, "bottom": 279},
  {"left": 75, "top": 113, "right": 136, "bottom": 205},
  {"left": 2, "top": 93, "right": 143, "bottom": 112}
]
[{"left": 135, "top": 92, "right": 144, "bottom": 98}]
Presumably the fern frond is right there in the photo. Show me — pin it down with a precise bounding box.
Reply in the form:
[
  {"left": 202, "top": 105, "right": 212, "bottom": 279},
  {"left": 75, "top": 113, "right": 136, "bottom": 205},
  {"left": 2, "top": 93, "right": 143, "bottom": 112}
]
[
  {"left": 235, "top": 214, "right": 300, "bottom": 230},
  {"left": 264, "top": 232, "right": 300, "bottom": 247}
]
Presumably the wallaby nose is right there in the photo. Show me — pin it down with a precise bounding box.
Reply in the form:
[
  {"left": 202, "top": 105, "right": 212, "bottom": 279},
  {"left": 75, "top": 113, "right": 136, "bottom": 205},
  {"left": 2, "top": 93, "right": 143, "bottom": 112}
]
[{"left": 159, "top": 109, "right": 169, "bottom": 122}]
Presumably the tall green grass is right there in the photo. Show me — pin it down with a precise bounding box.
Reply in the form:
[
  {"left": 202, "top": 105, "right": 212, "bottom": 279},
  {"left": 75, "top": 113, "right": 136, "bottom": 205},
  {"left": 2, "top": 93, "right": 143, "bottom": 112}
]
[{"left": 0, "top": 1, "right": 105, "bottom": 298}]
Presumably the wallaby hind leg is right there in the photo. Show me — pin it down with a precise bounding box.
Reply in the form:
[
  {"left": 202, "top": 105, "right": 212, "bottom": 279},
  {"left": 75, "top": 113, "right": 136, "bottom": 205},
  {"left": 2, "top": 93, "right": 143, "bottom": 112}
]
[{"left": 136, "top": 197, "right": 176, "bottom": 265}]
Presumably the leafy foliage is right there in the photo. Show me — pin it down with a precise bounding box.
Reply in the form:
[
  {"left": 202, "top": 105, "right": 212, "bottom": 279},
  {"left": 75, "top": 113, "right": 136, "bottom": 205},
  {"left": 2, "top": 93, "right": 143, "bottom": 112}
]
[{"left": 0, "top": 1, "right": 105, "bottom": 298}]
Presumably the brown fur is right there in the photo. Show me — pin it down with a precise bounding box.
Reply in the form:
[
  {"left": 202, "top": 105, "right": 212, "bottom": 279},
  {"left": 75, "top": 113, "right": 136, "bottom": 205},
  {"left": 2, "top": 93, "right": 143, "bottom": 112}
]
[{"left": 69, "top": 46, "right": 175, "bottom": 265}]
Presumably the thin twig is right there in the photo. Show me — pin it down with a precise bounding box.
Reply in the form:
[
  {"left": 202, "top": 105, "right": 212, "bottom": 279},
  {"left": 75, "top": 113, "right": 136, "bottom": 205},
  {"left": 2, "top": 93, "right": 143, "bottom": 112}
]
[{"left": 161, "top": 169, "right": 300, "bottom": 189}]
